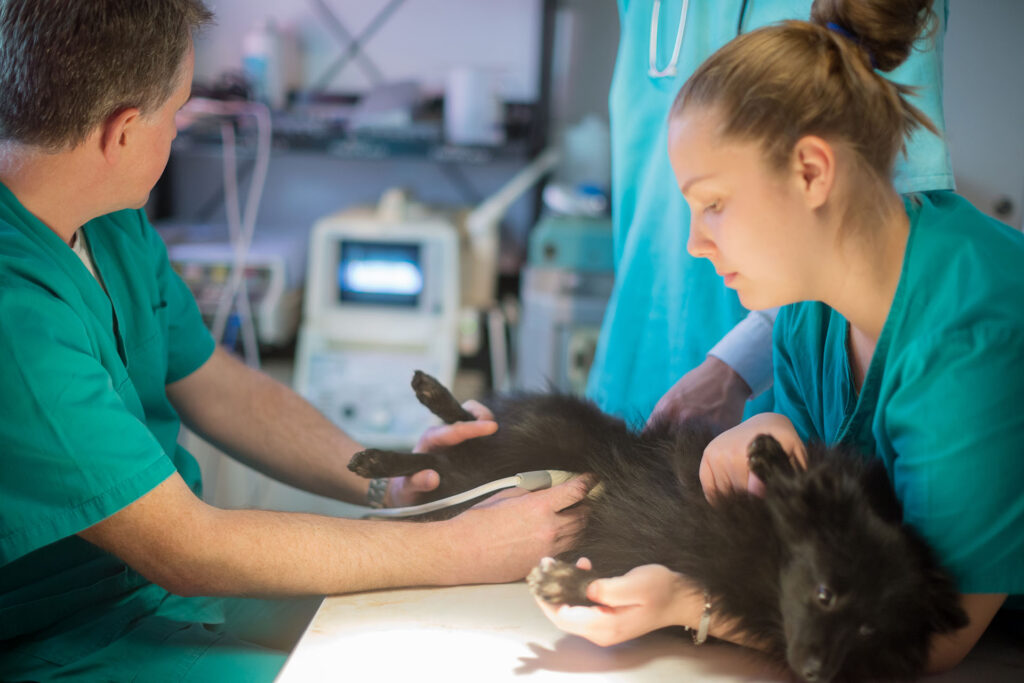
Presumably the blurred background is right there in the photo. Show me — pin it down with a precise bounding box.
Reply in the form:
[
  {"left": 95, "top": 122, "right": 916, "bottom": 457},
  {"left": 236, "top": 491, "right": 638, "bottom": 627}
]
[{"left": 152, "top": 0, "right": 1023, "bottom": 515}]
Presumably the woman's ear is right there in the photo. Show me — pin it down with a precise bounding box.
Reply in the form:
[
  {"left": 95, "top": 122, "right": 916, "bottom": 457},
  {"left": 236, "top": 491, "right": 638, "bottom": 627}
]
[
  {"left": 790, "top": 135, "right": 836, "bottom": 210},
  {"left": 99, "top": 107, "right": 141, "bottom": 165}
]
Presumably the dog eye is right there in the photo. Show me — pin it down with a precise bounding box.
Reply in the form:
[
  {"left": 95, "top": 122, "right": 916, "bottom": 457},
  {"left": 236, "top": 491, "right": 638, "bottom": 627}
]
[
  {"left": 815, "top": 584, "right": 835, "bottom": 607},
  {"left": 858, "top": 624, "right": 876, "bottom": 638}
]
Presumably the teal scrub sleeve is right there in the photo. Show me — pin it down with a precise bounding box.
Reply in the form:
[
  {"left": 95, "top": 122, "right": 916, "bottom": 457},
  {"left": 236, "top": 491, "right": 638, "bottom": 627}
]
[
  {"left": 0, "top": 285, "right": 177, "bottom": 565},
  {"left": 772, "top": 304, "right": 827, "bottom": 444},
  {"left": 885, "top": 325, "right": 1024, "bottom": 595},
  {"left": 138, "top": 211, "right": 215, "bottom": 384}
]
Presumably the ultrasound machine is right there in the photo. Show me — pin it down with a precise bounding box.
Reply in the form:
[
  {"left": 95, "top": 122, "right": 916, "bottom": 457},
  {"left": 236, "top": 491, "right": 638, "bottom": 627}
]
[{"left": 293, "top": 191, "right": 460, "bottom": 449}]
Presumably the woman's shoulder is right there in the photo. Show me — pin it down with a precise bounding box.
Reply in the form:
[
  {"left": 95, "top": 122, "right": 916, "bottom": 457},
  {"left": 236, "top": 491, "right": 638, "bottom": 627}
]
[
  {"left": 900, "top": 192, "right": 1024, "bottom": 327},
  {"left": 909, "top": 192, "right": 1024, "bottom": 261}
]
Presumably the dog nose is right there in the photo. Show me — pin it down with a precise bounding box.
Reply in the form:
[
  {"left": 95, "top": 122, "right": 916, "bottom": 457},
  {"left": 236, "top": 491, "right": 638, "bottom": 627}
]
[{"left": 802, "top": 657, "right": 823, "bottom": 681}]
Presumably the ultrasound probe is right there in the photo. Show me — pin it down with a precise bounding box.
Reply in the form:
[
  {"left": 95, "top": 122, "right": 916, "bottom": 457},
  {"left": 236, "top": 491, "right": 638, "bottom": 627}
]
[{"left": 360, "top": 470, "right": 580, "bottom": 519}]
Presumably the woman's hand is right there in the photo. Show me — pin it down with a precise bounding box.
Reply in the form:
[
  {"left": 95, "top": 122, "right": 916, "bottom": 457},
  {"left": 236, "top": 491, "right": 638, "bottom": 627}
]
[
  {"left": 533, "top": 559, "right": 701, "bottom": 647},
  {"left": 386, "top": 400, "right": 497, "bottom": 507},
  {"left": 700, "top": 412, "right": 805, "bottom": 500}
]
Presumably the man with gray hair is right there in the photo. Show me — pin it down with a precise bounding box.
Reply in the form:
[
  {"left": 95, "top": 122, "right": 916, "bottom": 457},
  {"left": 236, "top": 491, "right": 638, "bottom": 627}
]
[{"left": 0, "top": 2, "right": 587, "bottom": 680}]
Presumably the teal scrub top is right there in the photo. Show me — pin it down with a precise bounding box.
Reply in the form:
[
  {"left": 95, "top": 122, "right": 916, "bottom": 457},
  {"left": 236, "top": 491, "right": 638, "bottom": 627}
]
[
  {"left": 773, "top": 192, "right": 1024, "bottom": 596},
  {"left": 587, "top": 0, "right": 953, "bottom": 423},
  {"left": 0, "top": 181, "right": 219, "bottom": 661}
]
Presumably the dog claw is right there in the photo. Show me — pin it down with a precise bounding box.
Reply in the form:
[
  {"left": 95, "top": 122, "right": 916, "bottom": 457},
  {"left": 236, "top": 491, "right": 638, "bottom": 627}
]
[
  {"left": 527, "top": 557, "right": 594, "bottom": 606},
  {"left": 747, "top": 434, "right": 795, "bottom": 483}
]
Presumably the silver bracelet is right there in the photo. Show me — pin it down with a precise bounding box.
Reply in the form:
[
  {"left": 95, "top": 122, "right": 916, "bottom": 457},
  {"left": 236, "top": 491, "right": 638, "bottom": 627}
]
[
  {"left": 366, "top": 477, "right": 389, "bottom": 509},
  {"left": 692, "top": 591, "right": 712, "bottom": 645}
]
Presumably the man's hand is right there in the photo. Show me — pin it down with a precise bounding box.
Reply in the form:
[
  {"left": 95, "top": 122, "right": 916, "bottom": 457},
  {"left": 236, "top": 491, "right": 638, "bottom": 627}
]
[
  {"left": 386, "top": 399, "right": 498, "bottom": 507},
  {"left": 647, "top": 356, "right": 752, "bottom": 432},
  {"left": 442, "top": 478, "right": 591, "bottom": 584},
  {"left": 533, "top": 559, "right": 699, "bottom": 647},
  {"left": 699, "top": 413, "right": 805, "bottom": 500}
]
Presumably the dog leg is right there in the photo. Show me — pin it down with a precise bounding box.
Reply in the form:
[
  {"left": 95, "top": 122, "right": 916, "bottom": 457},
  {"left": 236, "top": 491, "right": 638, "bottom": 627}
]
[
  {"left": 747, "top": 433, "right": 796, "bottom": 484},
  {"left": 527, "top": 557, "right": 596, "bottom": 606},
  {"left": 412, "top": 371, "right": 476, "bottom": 424},
  {"left": 348, "top": 449, "right": 442, "bottom": 479}
]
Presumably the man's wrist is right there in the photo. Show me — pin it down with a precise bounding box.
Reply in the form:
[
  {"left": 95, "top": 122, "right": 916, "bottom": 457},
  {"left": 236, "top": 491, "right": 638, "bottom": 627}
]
[
  {"left": 704, "top": 355, "right": 753, "bottom": 400},
  {"left": 366, "top": 477, "right": 389, "bottom": 508}
]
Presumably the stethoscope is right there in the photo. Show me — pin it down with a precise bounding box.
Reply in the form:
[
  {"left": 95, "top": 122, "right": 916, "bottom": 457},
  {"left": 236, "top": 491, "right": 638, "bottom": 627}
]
[{"left": 649, "top": 0, "right": 751, "bottom": 78}]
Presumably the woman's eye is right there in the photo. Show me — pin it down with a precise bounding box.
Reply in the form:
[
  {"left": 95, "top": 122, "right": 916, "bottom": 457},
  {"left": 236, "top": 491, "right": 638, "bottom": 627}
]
[{"left": 704, "top": 200, "right": 722, "bottom": 214}]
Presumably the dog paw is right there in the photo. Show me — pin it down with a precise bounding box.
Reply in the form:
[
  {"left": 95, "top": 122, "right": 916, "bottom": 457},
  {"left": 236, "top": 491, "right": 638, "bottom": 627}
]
[
  {"left": 348, "top": 449, "right": 390, "bottom": 478},
  {"left": 412, "top": 370, "right": 475, "bottom": 424},
  {"left": 527, "top": 557, "right": 595, "bottom": 606},
  {"left": 747, "top": 434, "right": 794, "bottom": 484}
]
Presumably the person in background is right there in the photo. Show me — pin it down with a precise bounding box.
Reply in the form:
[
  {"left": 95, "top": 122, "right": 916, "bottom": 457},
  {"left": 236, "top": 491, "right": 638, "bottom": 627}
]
[
  {"left": 0, "top": 2, "right": 586, "bottom": 681},
  {"left": 540, "top": 0, "right": 1022, "bottom": 673},
  {"left": 591, "top": 0, "right": 953, "bottom": 436}
]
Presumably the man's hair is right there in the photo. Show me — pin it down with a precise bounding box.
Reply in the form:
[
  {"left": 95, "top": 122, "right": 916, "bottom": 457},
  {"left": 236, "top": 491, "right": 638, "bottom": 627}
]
[{"left": 0, "top": 0, "right": 213, "bottom": 150}]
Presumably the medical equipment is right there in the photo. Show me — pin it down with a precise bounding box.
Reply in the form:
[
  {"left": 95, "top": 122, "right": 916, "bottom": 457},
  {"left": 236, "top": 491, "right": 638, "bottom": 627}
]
[
  {"left": 648, "top": 0, "right": 690, "bottom": 78},
  {"left": 515, "top": 214, "right": 614, "bottom": 394},
  {"left": 648, "top": 0, "right": 750, "bottom": 78},
  {"left": 294, "top": 189, "right": 460, "bottom": 449},
  {"left": 361, "top": 469, "right": 579, "bottom": 519},
  {"left": 175, "top": 97, "right": 273, "bottom": 367},
  {"left": 295, "top": 150, "right": 559, "bottom": 448},
  {"left": 163, "top": 225, "right": 307, "bottom": 348}
]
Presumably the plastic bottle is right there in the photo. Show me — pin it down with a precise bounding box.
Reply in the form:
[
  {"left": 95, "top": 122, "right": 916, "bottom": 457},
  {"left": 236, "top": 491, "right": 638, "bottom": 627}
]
[{"left": 242, "top": 19, "right": 286, "bottom": 110}]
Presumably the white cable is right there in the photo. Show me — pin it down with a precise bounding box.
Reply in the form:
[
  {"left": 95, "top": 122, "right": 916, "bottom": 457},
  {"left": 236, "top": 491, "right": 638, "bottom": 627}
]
[
  {"left": 361, "top": 469, "right": 577, "bottom": 519},
  {"left": 197, "top": 100, "right": 272, "bottom": 368}
]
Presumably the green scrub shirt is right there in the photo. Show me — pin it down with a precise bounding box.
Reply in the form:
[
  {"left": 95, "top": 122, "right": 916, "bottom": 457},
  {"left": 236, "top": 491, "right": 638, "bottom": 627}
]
[
  {"left": 773, "top": 192, "right": 1024, "bottom": 596},
  {"left": 0, "top": 182, "right": 305, "bottom": 680},
  {"left": 587, "top": 0, "right": 953, "bottom": 423}
]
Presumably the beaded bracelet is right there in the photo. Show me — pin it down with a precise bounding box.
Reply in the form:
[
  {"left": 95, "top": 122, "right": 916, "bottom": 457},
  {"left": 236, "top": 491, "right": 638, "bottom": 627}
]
[{"left": 366, "top": 477, "right": 389, "bottom": 509}]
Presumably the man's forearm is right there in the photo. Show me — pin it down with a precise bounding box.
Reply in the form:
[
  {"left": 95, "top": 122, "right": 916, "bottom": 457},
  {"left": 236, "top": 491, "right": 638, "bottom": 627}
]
[
  {"left": 168, "top": 348, "right": 372, "bottom": 504},
  {"left": 81, "top": 474, "right": 466, "bottom": 597},
  {"left": 80, "top": 471, "right": 586, "bottom": 599},
  {"left": 176, "top": 506, "right": 461, "bottom": 596}
]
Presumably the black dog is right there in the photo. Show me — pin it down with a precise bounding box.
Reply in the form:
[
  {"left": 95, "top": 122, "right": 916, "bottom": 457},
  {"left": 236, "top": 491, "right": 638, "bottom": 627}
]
[{"left": 349, "top": 372, "right": 968, "bottom": 682}]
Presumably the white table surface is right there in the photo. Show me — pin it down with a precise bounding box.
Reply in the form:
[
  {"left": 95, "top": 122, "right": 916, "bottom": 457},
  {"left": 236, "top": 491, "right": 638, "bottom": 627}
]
[{"left": 276, "top": 582, "right": 1023, "bottom": 682}]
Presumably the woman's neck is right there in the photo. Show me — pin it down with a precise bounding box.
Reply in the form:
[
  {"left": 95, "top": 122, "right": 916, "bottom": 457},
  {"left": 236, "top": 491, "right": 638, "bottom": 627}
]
[{"left": 819, "top": 191, "right": 909, "bottom": 344}]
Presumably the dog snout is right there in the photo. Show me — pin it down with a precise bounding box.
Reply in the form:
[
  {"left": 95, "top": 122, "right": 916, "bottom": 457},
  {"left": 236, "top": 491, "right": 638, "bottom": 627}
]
[{"left": 800, "top": 656, "right": 823, "bottom": 682}]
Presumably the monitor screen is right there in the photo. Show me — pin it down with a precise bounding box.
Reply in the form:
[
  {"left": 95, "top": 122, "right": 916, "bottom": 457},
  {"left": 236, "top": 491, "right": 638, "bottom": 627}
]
[{"left": 338, "top": 240, "right": 423, "bottom": 307}]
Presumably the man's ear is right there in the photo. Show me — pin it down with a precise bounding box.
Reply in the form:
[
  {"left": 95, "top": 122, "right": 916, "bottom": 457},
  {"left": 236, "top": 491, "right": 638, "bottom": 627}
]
[
  {"left": 790, "top": 135, "right": 836, "bottom": 211},
  {"left": 99, "top": 107, "right": 141, "bottom": 164}
]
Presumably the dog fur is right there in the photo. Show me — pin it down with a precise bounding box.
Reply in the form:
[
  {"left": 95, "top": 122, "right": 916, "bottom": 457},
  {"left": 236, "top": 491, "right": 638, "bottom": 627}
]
[{"left": 349, "top": 372, "right": 968, "bottom": 682}]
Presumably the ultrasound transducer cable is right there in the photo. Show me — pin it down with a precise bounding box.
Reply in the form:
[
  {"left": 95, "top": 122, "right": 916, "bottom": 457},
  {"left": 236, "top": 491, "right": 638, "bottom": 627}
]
[{"left": 360, "top": 469, "right": 579, "bottom": 519}]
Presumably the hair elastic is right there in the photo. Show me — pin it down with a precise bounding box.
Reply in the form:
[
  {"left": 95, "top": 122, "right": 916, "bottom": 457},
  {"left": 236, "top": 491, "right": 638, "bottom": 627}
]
[{"left": 826, "top": 21, "right": 878, "bottom": 69}]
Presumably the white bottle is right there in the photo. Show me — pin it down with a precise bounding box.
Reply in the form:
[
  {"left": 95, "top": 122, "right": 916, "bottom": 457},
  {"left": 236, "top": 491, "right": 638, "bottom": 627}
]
[{"left": 243, "top": 19, "right": 286, "bottom": 110}]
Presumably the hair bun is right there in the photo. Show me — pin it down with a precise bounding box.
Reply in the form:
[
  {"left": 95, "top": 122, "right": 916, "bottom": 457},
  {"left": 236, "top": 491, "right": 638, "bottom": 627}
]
[{"left": 810, "top": 0, "right": 935, "bottom": 72}]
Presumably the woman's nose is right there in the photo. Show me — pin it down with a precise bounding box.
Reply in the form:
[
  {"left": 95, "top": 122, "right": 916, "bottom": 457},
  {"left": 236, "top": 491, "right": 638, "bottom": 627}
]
[{"left": 687, "top": 220, "right": 715, "bottom": 259}]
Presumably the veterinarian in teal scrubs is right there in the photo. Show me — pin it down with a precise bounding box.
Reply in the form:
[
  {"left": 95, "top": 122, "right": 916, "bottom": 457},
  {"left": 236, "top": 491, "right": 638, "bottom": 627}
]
[
  {"left": 772, "top": 191, "right": 1024, "bottom": 598},
  {"left": 0, "top": 184, "right": 318, "bottom": 680},
  {"left": 538, "top": 0, "right": 1021, "bottom": 673},
  {"left": 591, "top": 0, "right": 952, "bottom": 426},
  {"left": 0, "top": 3, "right": 586, "bottom": 681}
]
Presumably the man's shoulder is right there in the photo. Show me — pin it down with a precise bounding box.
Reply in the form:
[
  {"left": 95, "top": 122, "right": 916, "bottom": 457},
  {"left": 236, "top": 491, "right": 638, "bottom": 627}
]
[
  {"left": 0, "top": 217, "right": 64, "bottom": 290},
  {"left": 87, "top": 207, "right": 148, "bottom": 238}
]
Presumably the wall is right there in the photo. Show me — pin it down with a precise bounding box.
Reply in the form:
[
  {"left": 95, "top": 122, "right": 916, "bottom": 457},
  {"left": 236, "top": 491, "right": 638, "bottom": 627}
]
[
  {"left": 943, "top": 0, "right": 1024, "bottom": 229},
  {"left": 195, "top": 0, "right": 543, "bottom": 101}
]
